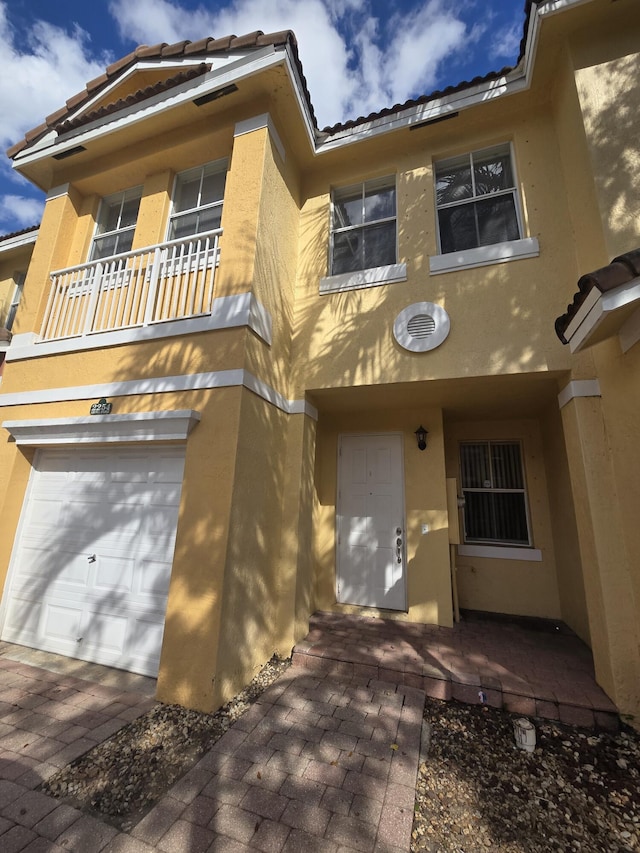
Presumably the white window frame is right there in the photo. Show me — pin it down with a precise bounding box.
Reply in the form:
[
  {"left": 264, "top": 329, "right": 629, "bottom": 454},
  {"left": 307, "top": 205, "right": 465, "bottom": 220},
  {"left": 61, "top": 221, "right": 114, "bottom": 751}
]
[
  {"left": 328, "top": 176, "right": 398, "bottom": 276},
  {"left": 459, "top": 440, "right": 533, "bottom": 548},
  {"left": 90, "top": 187, "right": 142, "bottom": 262},
  {"left": 430, "top": 143, "right": 539, "bottom": 275},
  {"left": 5, "top": 272, "right": 25, "bottom": 331},
  {"left": 167, "top": 159, "right": 227, "bottom": 241}
]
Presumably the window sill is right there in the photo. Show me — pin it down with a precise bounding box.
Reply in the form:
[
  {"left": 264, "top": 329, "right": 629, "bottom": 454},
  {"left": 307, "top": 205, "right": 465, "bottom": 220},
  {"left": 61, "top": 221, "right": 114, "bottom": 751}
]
[
  {"left": 429, "top": 237, "right": 539, "bottom": 275},
  {"left": 320, "top": 263, "right": 407, "bottom": 294},
  {"left": 458, "top": 544, "right": 542, "bottom": 562}
]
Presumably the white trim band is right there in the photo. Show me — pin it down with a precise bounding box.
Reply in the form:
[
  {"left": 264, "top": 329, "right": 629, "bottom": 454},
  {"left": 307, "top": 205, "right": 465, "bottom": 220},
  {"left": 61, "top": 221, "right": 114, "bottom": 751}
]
[
  {"left": 458, "top": 544, "right": 542, "bottom": 562},
  {"left": 5, "top": 292, "right": 272, "bottom": 361},
  {"left": 558, "top": 379, "right": 601, "bottom": 409},
  {"left": 320, "top": 264, "right": 407, "bottom": 294},
  {"left": 0, "top": 229, "right": 39, "bottom": 253},
  {"left": 429, "top": 237, "right": 539, "bottom": 275},
  {"left": 3, "top": 410, "right": 201, "bottom": 446},
  {"left": 234, "top": 113, "right": 285, "bottom": 162},
  {"left": 563, "top": 276, "right": 640, "bottom": 353},
  {"left": 0, "top": 369, "right": 318, "bottom": 420}
]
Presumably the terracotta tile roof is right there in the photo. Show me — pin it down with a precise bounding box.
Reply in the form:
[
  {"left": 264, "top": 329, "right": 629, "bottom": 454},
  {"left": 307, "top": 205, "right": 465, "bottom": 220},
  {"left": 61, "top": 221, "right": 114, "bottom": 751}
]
[
  {"left": 555, "top": 249, "right": 640, "bottom": 343},
  {"left": 55, "top": 63, "right": 210, "bottom": 134},
  {"left": 6, "top": 3, "right": 544, "bottom": 157},
  {"left": 320, "top": 1, "right": 540, "bottom": 134},
  {"left": 6, "top": 30, "right": 308, "bottom": 159},
  {"left": 319, "top": 66, "right": 516, "bottom": 134},
  {"left": 0, "top": 224, "right": 39, "bottom": 243}
]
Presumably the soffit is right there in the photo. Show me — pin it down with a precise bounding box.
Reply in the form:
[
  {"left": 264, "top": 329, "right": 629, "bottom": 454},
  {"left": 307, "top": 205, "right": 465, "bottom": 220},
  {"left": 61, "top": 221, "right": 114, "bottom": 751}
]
[
  {"left": 309, "top": 372, "right": 564, "bottom": 421},
  {"left": 16, "top": 64, "right": 308, "bottom": 196}
]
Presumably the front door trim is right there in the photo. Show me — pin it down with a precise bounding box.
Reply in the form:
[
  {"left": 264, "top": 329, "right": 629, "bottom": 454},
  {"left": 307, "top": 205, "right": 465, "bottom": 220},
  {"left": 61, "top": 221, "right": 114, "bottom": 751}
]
[{"left": 336, "top": 431, "right": 407, "bottom": 611}]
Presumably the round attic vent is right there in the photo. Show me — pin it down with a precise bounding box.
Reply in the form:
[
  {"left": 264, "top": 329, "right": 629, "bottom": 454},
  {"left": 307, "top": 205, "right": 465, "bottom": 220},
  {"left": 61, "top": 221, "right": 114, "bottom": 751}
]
[
  {"left": 407, "top": 314, "right": 436, "bottom": 339},
  {"left": 393, "top": 302, "right": 450, "bottom": 352}
]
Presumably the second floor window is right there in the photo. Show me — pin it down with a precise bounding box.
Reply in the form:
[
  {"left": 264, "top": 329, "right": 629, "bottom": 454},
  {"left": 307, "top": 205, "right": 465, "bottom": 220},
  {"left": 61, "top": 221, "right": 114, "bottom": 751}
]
[
  {"left": 90, "top": 187, "right": 142, "bottom": 260},
  {"left": 168, "top": 161, "right": 226, "bottom": 240},
  {"left": 330, "top": 177, "right": 396, "bottom": 275},
  {"left": 4, "top": 272, "right": 25, "bottom": 331},
  {"left": 435, "top": 144, "right": 521, "bottom": 255}
]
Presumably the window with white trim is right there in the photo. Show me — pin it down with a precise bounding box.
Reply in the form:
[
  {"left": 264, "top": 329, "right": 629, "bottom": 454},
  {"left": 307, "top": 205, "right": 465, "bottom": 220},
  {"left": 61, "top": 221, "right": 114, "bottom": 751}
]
[
  {"left": 90, "top": 187, "right": 142, "bottom": 260},
  {"left": 435, "top": 144, "right": 521, "bottom": 255},
  {"left": 330, "top": 177, "right": 397, "bottom": 275},
  {"left": 460, "top": 441, "right": 531, "bottom": 546},
  {"left": 168, "top": 161, "right": 226, "bottom": 240},
  {"left": 4, "top": 272, "right": 25, "bottom": 331}
]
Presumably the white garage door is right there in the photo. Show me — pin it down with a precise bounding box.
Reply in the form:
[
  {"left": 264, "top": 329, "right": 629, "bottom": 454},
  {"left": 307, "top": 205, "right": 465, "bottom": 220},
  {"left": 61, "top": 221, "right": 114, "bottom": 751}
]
[{"left": 1, "top": 446, "right": 186, "bottom": 677}]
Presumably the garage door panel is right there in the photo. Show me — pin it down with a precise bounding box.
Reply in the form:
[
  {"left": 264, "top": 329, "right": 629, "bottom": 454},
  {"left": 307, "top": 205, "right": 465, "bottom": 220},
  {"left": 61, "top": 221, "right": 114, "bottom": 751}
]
[
  {"left": 145, "top": 506, "right": 181, "bottom": 537},
  {"left": 82, "top": 610, "right": 128, "bottom": 655},
  {"left": 93, "top": 555, "right": 134, "bottom": 593},
  {"left": 152, "top": 457, "right": 188, "bottom": 482},
  {"left": 10, "top": 547, "right": 90, "bottom": 591},
  {"left": 2, "top": 596, "right": 42, "bottom": 642},
  {"left": 126, "top": 616, "right": 164, "bottom": 669},
  {"left": 24, "top": 496, "right": 63, "bottom": 527},
  {"left": 42, "top": 601, "right": 84, "bottom": 644},
  {"left": 37, "top": 453, "right": 75, "bottom": 473},
  {"left": 2, "top": 446, "right": 186, "bottom": 678},
  {"left": 137, "top": 559, "right": 172, "bottom": 599}
]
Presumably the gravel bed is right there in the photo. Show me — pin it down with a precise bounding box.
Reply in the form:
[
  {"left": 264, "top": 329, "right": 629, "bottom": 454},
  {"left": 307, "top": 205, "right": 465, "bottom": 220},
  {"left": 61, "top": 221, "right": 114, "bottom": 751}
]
[
  {"left": 39, "top": 655, "right": 291, "bottom": 831},
  {"left": 413, "top": 698, "right": 640, "bottom": 853}
]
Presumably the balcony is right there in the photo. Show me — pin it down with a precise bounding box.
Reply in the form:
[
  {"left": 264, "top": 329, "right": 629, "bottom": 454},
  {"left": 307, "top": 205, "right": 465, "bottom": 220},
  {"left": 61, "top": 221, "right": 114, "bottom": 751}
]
[{"left": 40, "top": 230, "right": 221, "bottom": 342}]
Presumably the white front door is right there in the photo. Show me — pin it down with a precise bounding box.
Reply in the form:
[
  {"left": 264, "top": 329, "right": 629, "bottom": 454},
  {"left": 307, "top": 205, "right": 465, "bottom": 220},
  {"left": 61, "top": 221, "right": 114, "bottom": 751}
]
[
  {"left": 1, "top": 446, "right": 185, "bottom": 677},
  {"left": 337, "top": 433, "right": 406, "bottom": 611}
]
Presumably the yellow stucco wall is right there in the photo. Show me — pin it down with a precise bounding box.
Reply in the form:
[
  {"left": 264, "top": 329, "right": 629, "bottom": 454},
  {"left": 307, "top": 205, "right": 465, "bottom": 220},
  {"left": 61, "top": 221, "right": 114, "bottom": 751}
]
[
  {"left": 560, "top": 391, "right": 640, "bottom": 722},
  {"left": 245, "top": 127, "right": 301, "bottom": 398},
  {"left": 292, "top": 105, "right": 578, "bottom": 399},
  {"left": 571, "top": 18, "right": 640, "bottom": 259},
  {"left": 540, "top": 398, "right": 590, "bottom": 645},
  {"left": 445, "top": 418, "right": 561, "bottom": 620},
  {"left": 212, "top": 389, "right": 293, "bottom": 708}
]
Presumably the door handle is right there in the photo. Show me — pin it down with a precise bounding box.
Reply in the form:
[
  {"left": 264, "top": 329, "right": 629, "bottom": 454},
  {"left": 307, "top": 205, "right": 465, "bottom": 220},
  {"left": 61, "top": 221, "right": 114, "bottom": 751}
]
[
  {"left": 395, "top": 537, "right": 403, "bottom": 564},
  {"left": 87, "top": 554, "right": 96, "bottom": 563}
]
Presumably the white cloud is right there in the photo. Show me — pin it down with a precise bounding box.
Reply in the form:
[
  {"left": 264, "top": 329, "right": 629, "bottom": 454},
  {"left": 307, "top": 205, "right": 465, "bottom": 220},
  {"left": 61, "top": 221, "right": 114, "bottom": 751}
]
[
  {"left": 0, "top": 194, "right": 44, "bottom": 229},
  {"left": 490, "top": 20, "right": 521, "bottom": 63},
  {"left": 0, "top": 2, "right": 111, "bottom": 152},
  {"left": 108, "top": 0, "right": 472, "bottom": 127}
]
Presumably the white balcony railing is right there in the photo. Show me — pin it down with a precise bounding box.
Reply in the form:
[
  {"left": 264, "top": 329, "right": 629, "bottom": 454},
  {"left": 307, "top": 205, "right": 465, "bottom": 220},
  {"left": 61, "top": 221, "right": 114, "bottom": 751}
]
[{"left": 40, "top": 230, "right": 221, "bottom": 342}]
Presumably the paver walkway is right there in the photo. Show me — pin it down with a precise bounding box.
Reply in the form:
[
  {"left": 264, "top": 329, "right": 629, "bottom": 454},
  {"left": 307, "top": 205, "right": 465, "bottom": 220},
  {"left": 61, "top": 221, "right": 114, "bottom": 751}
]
[
  {"left": 293, "top": 610, "right": 619, "bottom": 730},
  {"left": 135, "top": 669, "right": 422, "bottom": 852},
  {"left": 0, "top": 611, "right": 620, "bottom": 851},
  {"left": 0, "top": 647, "right": 424, "bottom": 852}
]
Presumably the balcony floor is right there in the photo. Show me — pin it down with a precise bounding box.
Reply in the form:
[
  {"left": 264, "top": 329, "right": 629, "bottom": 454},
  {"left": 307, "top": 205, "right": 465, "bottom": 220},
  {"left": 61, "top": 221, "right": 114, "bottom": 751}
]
[{"left": 293, "top": 609, "right": 619, "bottom": 729}]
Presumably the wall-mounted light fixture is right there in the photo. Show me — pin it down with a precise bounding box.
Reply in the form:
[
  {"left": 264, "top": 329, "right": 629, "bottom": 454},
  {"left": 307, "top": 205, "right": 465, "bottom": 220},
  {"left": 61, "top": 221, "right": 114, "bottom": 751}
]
[{"left": 414, "top": 425, "right": 428, "bottom": 451}]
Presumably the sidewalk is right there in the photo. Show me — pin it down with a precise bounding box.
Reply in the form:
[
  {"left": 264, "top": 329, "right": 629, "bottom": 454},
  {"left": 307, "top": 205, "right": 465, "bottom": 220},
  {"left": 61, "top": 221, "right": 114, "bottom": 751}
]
[{"left": 0, "top": 649, "right": 424, "bottom": 852}]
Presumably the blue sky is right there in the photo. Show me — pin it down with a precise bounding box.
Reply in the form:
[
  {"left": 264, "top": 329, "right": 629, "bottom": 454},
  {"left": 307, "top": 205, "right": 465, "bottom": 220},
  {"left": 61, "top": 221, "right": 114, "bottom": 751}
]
[{"left": 0, "top": 0, "right": 527, "bottom": 235}]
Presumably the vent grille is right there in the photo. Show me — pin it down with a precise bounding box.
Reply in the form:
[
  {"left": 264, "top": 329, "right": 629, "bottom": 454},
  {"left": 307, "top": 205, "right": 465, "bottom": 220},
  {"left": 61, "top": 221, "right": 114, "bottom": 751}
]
[
  {"left": 393, "top": 301, "right": 450, "bottom": 352},
  {"left": 407, "top": 314, "right": 436, "bottom": 339}
]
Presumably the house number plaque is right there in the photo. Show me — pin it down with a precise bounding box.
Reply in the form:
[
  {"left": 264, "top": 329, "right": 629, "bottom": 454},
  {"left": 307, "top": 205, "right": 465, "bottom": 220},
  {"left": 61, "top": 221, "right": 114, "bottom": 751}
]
[{"left": 90, "top": 398, "right": 112, "bottom": 415}]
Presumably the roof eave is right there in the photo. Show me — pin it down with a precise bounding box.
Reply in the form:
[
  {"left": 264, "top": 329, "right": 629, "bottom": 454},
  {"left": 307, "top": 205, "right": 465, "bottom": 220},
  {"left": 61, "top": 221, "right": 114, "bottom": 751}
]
[
  {"left": 0, "top": 227, "right": 40, "bottom": 254},
  {"left": 316, "top": 0, "right": 594, "bottom": 149},
  {"left": 11, "top": 44, "right": 317, "bottom": 172},
  {"left": 563, "top": 278, "right": 640, "bottom": 353}
]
